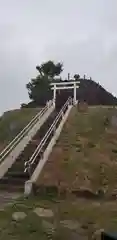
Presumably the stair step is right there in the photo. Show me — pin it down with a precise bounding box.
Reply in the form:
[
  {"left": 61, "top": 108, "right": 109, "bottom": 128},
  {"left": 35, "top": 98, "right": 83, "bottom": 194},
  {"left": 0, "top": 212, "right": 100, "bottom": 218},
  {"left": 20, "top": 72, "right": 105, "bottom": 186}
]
[
  {"left": 9, "top": 167, "right": 24, "bottom": 174},
  {"left": 30, "top": 139, "right": 40, "bottom": 145},
  {"left": 7, "top": 171, "right": 29, "bottom": 178},
  {"left": 0, "top": 177, "right": 27, "bottom": 185},
  {"left": 0, "top": 110, "right": 57, "bottom": 192},
  {"left": 0, "top": 183, "right": 24, "bottom": 192}
]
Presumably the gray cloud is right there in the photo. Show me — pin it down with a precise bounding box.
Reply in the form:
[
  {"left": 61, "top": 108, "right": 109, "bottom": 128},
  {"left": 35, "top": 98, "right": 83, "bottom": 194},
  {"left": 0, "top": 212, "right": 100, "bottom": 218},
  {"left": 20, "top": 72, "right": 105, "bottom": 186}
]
[{"left": 0, "top": 0, "right": 117, "bottom": 114}]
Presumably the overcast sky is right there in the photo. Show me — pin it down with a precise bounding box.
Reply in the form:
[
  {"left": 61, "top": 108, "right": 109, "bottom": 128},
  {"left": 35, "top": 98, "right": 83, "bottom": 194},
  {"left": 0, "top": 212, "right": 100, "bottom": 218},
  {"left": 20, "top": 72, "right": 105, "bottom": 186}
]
[{"left": 0, "top": 0, "right": 117, "bottom": 114}]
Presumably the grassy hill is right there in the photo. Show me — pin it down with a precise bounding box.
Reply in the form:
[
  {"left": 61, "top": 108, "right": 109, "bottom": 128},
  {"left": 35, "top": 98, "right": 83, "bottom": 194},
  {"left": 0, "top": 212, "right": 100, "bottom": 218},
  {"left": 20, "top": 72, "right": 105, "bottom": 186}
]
[
  {"left": 24, "top": 78, "right": 117, "bottom": 108},
  {"left": 1, "top": 106, "right": 117, "bottom": 239},
  {"left": 0, "top": 108, "right": 40, "bottom": 152}
]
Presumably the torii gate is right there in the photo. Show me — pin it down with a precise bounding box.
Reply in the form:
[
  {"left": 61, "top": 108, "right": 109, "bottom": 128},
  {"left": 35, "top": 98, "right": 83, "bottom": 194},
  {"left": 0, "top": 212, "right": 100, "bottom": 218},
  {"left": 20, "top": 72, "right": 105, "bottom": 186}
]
[{"left": 50, "top": 81, "right": 80, "bottom": 105}]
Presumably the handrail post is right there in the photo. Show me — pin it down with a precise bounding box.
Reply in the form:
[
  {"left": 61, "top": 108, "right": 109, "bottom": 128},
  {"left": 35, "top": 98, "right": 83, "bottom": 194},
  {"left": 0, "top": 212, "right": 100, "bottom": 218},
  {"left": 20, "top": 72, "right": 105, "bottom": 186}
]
[
  {"left": 61, "top": 110, "right": 64, "bottom": 119},
  {"left": 46, "top": 101, "right": 49, "bottom": 109}
]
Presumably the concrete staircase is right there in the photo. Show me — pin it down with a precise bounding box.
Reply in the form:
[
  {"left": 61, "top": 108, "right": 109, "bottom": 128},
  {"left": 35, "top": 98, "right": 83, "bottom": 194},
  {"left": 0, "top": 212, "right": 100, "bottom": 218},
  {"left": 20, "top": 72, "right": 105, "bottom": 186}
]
[
  {"left": 0, "top": 101, "right": 55, "bottom": 180},
  {"left": 0, "top": 111, "right": 57, "bottom": 192},
  {"left": 0, "top": 98, "right": 73, "bottom": 198}
]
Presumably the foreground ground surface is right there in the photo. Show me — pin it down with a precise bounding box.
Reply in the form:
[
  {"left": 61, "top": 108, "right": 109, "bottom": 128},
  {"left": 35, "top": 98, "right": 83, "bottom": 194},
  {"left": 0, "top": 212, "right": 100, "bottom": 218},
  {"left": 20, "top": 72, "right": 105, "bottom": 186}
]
[
  {"left": 1, "top": 106, "right": 117, "bottom": 239},
  {"left": 0, "top": 196, "right": 117, "bottom": 239}
]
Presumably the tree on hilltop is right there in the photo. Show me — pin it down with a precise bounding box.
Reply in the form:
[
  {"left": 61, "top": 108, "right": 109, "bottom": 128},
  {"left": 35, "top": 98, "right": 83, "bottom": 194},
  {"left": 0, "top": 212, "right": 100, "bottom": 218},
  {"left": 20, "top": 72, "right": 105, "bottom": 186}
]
[{"left": 26, "top": 61, "right": 63, "bottom": 105}]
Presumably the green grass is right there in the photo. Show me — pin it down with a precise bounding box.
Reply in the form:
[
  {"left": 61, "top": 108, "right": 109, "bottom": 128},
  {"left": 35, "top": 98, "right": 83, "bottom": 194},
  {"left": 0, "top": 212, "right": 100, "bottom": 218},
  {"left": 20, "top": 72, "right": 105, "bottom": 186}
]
[{"left": 0, "top": 108, "right": 40, "bottom": 151}]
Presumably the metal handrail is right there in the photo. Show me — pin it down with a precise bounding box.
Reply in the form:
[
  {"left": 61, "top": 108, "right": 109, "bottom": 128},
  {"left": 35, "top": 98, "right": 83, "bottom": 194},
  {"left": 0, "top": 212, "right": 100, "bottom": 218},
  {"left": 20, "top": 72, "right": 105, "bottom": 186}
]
[
  {"left": 0, "top": 100, "right": 54, "bottom": 163},
  {"left": 24, "top": 97, "right": 72, "bottom": 173}
]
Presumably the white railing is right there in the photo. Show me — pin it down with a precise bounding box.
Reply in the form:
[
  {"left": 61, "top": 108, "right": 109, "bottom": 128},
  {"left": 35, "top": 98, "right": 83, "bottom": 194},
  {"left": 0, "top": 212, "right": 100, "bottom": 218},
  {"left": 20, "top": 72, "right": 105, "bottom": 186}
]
[
  {"left": 24, "top": 97, "right": 72, "bottom": 174},
  {"left": 0, "top": 100, "right": 54, "bottom": 164}
]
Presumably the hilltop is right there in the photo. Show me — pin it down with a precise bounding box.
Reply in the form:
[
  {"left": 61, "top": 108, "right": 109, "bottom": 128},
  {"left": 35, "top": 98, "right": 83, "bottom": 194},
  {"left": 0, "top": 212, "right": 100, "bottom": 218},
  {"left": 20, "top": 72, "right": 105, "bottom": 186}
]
[
  {"left": 55, "top": 78, "right": 117, "bottom": 106},
  {"left": 77, "top": 78, "right": 117, "bottom": 105},
  {"left": 24, "top": 78, "right": 117, "bottom": 108}
]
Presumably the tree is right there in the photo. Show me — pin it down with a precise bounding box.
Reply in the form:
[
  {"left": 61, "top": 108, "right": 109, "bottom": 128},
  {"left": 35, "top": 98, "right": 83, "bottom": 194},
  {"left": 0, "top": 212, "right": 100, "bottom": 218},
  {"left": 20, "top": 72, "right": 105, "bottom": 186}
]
[
  {"left": 26, "top": 75, "right": 51, "bottom": 105},
  {"left": 74, "top": 74, "right": 80, "bottom": 81},
  {"left": 26, "top": 61, "right": 63, "bottom": 106},
  {"left": 36, "top": 61, "right": 63, "bottom": 78}
]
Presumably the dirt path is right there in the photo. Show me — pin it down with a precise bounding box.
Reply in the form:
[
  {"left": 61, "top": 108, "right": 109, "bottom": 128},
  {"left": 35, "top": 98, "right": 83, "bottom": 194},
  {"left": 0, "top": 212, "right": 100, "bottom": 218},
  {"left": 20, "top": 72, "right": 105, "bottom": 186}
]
[{"left": 0, "top": 191, "right": 21, "bottom": 209}]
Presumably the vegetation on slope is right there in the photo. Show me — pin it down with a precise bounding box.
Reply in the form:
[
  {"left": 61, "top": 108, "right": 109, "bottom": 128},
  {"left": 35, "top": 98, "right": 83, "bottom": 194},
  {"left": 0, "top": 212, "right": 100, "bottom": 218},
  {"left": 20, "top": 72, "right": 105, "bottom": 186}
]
[
  {"left": 37, "top": 106, "right": 117, "bottom": 197},
  {"left": 0, "top": 108, "right": 40, "bottom": 151}
]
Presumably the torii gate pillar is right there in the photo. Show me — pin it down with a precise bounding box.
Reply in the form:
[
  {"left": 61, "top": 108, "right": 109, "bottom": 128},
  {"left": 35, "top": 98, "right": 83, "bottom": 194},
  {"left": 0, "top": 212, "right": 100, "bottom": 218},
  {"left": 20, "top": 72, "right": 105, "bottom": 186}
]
[
  {"left": 73, "top": 82, "right": 77, "bottom": 105},
  {"left": 53, "top": 84, "right": 56, "bottom": 103}
]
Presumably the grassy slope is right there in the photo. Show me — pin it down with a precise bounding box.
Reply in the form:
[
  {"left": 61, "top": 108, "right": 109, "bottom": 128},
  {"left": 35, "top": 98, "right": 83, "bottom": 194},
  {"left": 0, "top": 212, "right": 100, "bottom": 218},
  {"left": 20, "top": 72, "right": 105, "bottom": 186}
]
[
  {"left": 0, "top": 108, "right": 40, "bottom": 152},
  {"left": 38, "top": 106, "right": 117, "bottom": 195}
]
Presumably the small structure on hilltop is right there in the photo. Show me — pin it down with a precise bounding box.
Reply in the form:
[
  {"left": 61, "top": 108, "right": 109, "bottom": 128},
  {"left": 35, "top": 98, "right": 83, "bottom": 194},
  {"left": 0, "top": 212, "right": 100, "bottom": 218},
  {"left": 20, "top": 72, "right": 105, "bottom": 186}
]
[{"left": 77, "top": 100, "right": 88, "bottom": 112}]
